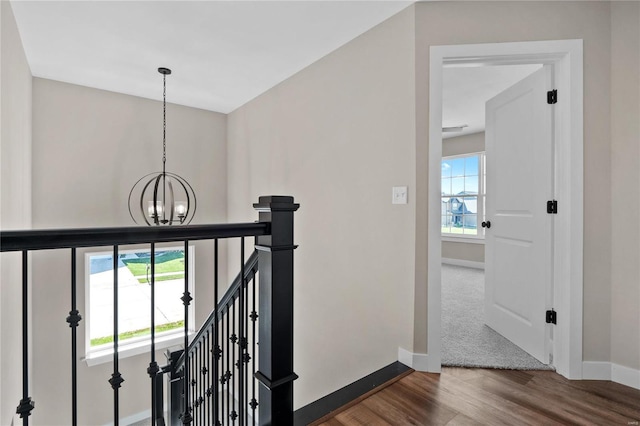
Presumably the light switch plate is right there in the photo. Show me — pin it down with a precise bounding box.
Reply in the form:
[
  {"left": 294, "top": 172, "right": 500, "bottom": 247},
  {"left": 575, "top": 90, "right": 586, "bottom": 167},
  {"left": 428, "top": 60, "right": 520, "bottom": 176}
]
[{"left": 392, "top": 186, "right": 408, "bottom": 204}]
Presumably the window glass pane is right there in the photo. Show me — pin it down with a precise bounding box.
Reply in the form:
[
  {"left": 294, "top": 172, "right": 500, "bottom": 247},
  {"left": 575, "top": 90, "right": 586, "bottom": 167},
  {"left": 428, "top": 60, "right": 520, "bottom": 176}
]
[
  {"left": 451, "top": 177, "right": 464, "bottom": 195},
  {"left": 441, "top": 178, "right": 451, "bottom": 195},
  {"left": 463, "top": 197, "right": 477, "bottom": 214},
  {"left": 441, "top": 214, "right": 452, "bottom": 234},
  {"left": 89, "top": 249, "right": 186, "bottom": 348},
  {"left": 441, "top": 160, "right": 452, "bottom": 178},
  {"left": 450, "top": 158, "right": 465, "bottom": 177},
  {"left": 465, "top": 155, "right": 479, "bottom": 176},
  {"left": 464, "top": 175, "right": 479, "bottom": 194},
  {"left": 441, "top": 197, "right": 450, "bottom": 213},
  {"left": 462, "top": 215, "right": 478, "bottom": 235}
]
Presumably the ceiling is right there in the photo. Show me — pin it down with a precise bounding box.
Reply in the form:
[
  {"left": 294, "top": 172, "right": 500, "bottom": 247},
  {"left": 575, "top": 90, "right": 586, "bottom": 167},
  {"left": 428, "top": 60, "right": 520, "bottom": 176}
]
[
  {"left": 10, "top": 1, "right": 542, "bottom": 129},
  {"left": 10, "top": 0, "right": 412, "bottom": 113},
  {"left": 442, "top": 64, "right": 543, "bottom": 139}
]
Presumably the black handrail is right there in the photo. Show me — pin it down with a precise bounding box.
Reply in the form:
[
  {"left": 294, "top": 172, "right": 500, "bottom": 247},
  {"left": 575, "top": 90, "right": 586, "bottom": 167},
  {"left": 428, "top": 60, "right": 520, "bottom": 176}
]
[{"left": 0, "top": 222, "right": 269, "bottom": 252}]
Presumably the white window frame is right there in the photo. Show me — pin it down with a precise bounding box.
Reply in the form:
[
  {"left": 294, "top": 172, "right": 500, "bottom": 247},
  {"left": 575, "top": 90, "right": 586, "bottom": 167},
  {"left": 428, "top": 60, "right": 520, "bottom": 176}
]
[
  {"left": 84, "top": 245, "right": 195, "bottom": 366},
  {"left": 441, "top": 151, "right": 486, "bottom": 242}
]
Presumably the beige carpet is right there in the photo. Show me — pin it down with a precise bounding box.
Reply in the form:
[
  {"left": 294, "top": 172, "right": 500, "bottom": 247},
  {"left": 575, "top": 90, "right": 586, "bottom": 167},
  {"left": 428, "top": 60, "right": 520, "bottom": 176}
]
[{"left": 441, "top": 264, "right": 554, "bottom": 370}]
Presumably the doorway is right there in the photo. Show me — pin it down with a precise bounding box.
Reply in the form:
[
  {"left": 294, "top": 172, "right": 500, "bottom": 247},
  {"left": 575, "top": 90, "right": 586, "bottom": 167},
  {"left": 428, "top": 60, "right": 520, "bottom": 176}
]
[
  {"left": 426, "top": 39, "right": 584, "bottom": 380},
  {"left": 440, "top": 62, "right": 553, "bottom": 369}
]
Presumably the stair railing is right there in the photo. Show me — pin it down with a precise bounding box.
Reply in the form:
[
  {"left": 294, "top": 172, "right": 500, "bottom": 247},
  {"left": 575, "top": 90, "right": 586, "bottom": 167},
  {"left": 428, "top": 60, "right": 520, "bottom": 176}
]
[{"left": 0, "top": 195, "right": 299, "bottom": 426}]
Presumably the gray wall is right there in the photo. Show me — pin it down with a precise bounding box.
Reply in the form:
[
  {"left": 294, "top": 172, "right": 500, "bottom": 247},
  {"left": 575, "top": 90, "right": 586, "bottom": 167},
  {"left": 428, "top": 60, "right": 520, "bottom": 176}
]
[
  {"left": 414, "top": 0, "right": 624, "bottom": 363},
  {"left": 30, "top": 78, "right": 227, "bottom": 424},
  {"left": 0, "top": 2, "right": 32, "bottom": 425},
  {"left": 227, "top": 6, "right": 417, "bottom": 408},
  {"left": 232, "top": 0, "right": 640, "bottom": 401},
  {"left": 610, "top": 1, "right": 639, "bottom": 371},
  {"left": 442, "top": 132, "right": 485, "bottom": 264}
]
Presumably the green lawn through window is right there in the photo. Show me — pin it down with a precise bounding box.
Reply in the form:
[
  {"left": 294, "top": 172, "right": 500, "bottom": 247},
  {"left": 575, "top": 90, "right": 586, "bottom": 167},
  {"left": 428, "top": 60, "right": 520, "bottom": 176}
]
[
  {"left": 90, "top": 320, "right": 184, "bottom": 347},
  {"left": 121, "top": 250, "right": 185, "bottom": 284}
]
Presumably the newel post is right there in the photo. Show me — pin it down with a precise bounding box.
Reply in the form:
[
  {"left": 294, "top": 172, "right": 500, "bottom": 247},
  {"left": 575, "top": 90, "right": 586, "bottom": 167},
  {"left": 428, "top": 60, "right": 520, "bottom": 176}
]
[{"left": 253, "top": 196, "right": 299, "bottom": 425}]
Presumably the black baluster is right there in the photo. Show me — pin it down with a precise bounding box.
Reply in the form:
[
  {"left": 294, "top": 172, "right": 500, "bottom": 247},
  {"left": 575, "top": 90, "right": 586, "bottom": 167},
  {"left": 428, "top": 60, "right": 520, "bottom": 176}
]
[
  {"left": 148, "top": 244, "right": 160, "bottom": 425},
  {"left": 66, "top": 248, "right": 82, "bottom": 426},
  {"left": 213, "top": 239, "right": 220, "bottom": 426},
  {"left": 109, "top": 245, "right": 124, "bottom": 426},
  {"left": 200, "top": 342, "right": 204, "bottom": 425},
  {"left": 187, "top": 352, "right": 197, "bottom": 422},
  {"left": 203, "top": 340, "right": 207, "bottom": 425},
  {"left": 244, "top": 267, "right": 250, "bottom": 426},
  {"left": 238, "top": 238, "right": 245, "bottom": 425},
  {"left": 220, "top": 308, "right": 224, "bottom": 424},
  {"left": 200, "top": 343, "right": 203, "bottom": 425},
  {"left": 206, "top": 330, "right": 211, "bottom": 426},
  {"left": 193, "top": 345, "right": 197, "bottom": 426},
  {"left": 230, "top": 300, "right": 237, "bottom": 423},
  {"left": 16, "top": 250, "right": 35, "bottom": 425},
  {"left": 194, "top": 345, "right": 199, "bottom": 426},
  {"left": 182, "top": 241, "right": 193, "bottom": 424},
  {"left": 226, "top": 303, "right": 230, "bottom": 423},
  {"left": 250, "top": 269, "right": 258, "bottom": 422},
  {"left": 202, "top": 342, "right": 206, "bottom": 425}
]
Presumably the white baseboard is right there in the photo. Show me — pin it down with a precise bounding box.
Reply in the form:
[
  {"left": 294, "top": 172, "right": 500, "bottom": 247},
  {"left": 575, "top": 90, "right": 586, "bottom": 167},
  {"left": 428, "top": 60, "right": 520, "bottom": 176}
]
[
  {"left": 398, "top": 347, "right": 430, "bottom": 372},
  {"left": 442, "top": 258, "right": 485, "bottom": 270},
  {"left": 612, "top": 364, "right": 640, "bottom": 390},
  {"left": 582, "top": 361, "right": 611, "bottom": 380},
  {"left": 582, "top": 361, "right": 640, "bottom": 390}
]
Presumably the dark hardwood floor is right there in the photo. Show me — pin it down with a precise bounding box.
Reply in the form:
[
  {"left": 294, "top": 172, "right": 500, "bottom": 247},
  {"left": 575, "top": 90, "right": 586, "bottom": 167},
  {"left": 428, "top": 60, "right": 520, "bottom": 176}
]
[{"left": 315, "top": 367, "right": 640, "bottom": 425}]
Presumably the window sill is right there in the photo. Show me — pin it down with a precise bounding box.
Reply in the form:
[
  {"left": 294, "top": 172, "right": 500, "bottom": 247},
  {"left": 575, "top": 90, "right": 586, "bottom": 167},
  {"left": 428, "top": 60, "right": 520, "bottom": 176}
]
[
  {"left": 83, "top": 331, "right": 193, "bottom": 367},
  {"left": 441, "top": 236, "right": 485, "bottom": 245}
]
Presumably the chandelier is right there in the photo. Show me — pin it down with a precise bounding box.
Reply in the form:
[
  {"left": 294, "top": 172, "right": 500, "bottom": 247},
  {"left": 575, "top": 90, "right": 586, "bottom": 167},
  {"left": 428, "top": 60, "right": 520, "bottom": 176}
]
[{"left": 128, "top": 67, "right": 196, "bottom": 226}]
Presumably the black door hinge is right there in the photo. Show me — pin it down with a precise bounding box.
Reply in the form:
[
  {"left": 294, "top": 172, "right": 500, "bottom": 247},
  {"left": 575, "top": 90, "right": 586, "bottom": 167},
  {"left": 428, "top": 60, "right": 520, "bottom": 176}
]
[
  {"left": 547, "top": 89, "right": 558, "bottom": 104},
  {"left": 547, "top": 200, "right": 558, "bottom": 214},
  {"left": 546, "top": 309, "right": 557, "bottom": 325}
]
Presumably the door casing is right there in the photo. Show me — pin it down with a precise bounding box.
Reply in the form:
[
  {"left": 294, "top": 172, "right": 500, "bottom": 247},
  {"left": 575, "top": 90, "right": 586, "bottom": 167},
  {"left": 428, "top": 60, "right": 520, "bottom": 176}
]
[{"left": 427, "top": 39, "right": 584, "bottom": 379}]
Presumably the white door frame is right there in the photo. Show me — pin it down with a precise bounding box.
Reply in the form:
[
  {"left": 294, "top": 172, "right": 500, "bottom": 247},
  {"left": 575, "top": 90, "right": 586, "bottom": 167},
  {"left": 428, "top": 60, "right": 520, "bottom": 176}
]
[{"left": 427, "top": 39, "right": 583, "bottom": 379}]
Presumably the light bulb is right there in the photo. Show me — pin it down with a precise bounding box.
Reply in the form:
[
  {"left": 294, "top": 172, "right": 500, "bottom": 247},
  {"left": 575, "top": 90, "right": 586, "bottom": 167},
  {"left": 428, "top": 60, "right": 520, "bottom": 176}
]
[
  {"left": 175, "top": 201, "right": 187, "bottom": 217},
  {"left": 148, "top": 201, "right": 164, "bottom": 217}
]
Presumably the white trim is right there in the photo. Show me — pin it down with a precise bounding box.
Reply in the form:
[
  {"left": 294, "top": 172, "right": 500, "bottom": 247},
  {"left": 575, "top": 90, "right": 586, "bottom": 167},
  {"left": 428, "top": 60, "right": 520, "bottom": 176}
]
[
  {"left": 612, "top": 364, "right": 640, "bottom": 390},
  {"left": 442, "top": 236, "right": 485, "bottom": 245},
  {"left": 582, "top": 361, "right": 612, "bottom": 380},
  {"left": 581, "top": 362, "right": 640, "bottom": 390},
  {"left": 398, "top": 347, "right": 430, "bottom": 372},
  {"left": 104, "top": 409, "right": 151, "bottom": 426},
  {"left": 442, "top": 258, "right": 484, "bottom": 270},
  {"left": 84, "top": 333, "right": 188, "bottom": 367},
  {"left": 428, "top": 39, "right": 584, "bottom": 379}
]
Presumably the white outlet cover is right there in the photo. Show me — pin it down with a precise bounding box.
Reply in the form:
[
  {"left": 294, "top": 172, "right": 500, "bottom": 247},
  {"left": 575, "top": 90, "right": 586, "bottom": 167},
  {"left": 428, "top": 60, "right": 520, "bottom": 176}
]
[{"left": 392, "top": 186, "right": 408, "bottom": 204}]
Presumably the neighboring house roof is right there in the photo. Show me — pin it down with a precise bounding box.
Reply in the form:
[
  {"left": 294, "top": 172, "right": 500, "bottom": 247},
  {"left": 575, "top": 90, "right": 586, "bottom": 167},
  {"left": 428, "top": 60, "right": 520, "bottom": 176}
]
[{"left": 442, "top": 192, "right": 477, "bottom": 215}]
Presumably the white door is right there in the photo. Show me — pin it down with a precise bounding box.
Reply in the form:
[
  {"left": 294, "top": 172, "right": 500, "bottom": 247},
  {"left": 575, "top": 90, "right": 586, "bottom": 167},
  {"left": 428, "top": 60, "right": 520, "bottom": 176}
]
[{"left": 484, "top": 67, "right": 553, "bottom": 364}]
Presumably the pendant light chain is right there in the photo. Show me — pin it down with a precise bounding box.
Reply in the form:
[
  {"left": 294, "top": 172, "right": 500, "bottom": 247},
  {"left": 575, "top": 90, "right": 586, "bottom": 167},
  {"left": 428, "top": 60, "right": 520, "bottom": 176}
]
[{"left": 162, "top": 73, "right": 167, "bottom": 173}]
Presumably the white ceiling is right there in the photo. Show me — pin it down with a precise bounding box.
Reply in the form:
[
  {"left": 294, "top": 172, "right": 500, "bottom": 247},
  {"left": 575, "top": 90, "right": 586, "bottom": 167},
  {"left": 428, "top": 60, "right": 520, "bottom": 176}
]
[
  {"left": 10, "top": 0, "right": 412, "bottom": 113},
  {"left": 442, "top": 64, "right": 542, "bottom": 139},
  {"left": 10, "top": 1, "right": 544, "bottom": 128}
]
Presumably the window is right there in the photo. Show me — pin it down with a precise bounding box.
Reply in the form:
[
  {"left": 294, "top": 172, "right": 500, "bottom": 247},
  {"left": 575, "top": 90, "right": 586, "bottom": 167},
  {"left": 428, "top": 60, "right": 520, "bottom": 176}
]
[
  {"left": 85, "top": 245, "right": 194, "bottom": 364},
  {"left": 441, "top": 152, "right": 486, "bottom": 239}
]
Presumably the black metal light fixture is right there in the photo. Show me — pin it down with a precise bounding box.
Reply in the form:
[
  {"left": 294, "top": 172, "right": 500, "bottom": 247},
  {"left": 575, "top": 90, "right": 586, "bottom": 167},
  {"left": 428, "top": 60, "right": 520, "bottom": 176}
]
[{"left": 128, "top": 67, "right": 196, "bottom": 226}]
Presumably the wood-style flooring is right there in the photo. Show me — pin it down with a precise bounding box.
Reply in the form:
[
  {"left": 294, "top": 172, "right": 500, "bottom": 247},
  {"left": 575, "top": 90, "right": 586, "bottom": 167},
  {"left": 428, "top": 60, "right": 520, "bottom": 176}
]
[{"left": 315, "top": 367, "right": 640, "bottom": 425}]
